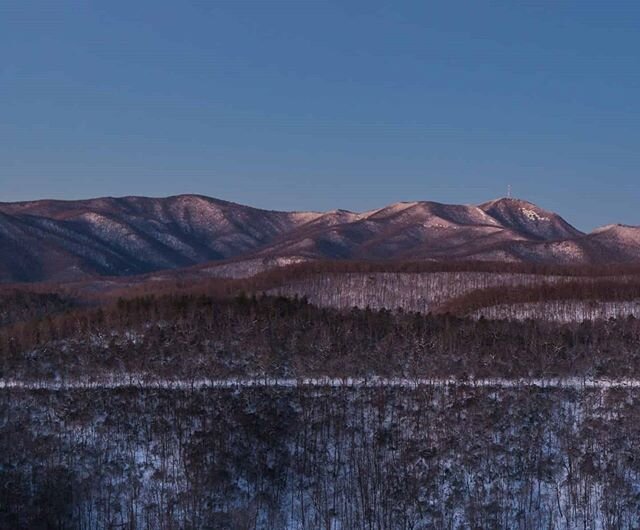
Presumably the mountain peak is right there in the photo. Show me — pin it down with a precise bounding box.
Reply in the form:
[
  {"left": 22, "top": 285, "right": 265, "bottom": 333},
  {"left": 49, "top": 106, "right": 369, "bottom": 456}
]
[
  {"left": 480, "top": 196, "right": 541, "bottom": 209},
  {"left": 479, "top": 197, "right": 583, "bottom": 241}
]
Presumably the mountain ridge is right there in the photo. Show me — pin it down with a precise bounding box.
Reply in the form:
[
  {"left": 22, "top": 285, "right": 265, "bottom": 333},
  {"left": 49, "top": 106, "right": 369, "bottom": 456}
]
[{"left": 0, "top": 194, "right": 636, "bottom": 283}]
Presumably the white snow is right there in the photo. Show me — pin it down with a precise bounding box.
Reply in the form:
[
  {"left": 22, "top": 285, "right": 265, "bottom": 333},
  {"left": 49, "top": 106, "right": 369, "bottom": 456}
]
[
  {"left": 472, "top": 299, "right": 640, "bottom": 322},
  {"left": 521, "top": 208, "right": 549, "bottom": 222},
  {"left": 4, "top": 376, "right": 640, "bottom": 391}
]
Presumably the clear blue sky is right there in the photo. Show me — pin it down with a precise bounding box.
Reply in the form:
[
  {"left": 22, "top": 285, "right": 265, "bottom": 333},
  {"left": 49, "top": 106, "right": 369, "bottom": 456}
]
[{"left": 1, "top": 1, "right": 639, "bottom": 230}]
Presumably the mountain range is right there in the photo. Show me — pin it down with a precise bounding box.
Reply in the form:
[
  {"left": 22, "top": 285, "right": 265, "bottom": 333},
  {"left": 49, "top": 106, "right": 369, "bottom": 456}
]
[{"left": 0, "top": 194, "right": 638, "bottom": 283}]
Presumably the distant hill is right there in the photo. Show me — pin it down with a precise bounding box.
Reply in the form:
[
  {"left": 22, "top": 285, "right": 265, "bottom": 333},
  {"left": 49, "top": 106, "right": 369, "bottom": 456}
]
[{"left": 0, "top": 194, "right": 637, "bottom": 283}]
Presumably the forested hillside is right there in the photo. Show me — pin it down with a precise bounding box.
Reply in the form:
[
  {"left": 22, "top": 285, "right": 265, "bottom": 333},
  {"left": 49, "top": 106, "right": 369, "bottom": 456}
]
[
  {"left": 4, "top": 293, "right": 640, "bottom": 381},
  {"left": 4, "top": 266, "right": 640, "bottom": 529},
  {"left": 4, "top": 386, "right": 640, "bottom": 529},
  {"left": 256, "top": 262, "right": 640, "bottom": 321},
  {"left": 0, "top": 290, "right": 72, "bottom": 327}
]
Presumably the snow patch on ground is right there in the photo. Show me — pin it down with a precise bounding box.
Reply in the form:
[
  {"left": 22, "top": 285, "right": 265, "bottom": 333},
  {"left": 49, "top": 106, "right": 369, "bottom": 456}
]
[{"left": 521, "top": 208, "right": 549, "bottom": 222}]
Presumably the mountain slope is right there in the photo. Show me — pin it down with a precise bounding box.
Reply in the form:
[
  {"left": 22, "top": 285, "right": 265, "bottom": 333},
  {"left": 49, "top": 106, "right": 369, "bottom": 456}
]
[
  {"left": 0, "top": 194, "right": 635, "bottom": 283},
  {"left": 0, "top": 195, "right": 321, "bottom": 282},
  {"left": 479, "top": 198, "right": 584, "bottom": 241},
  {"left": 248, "top": 198, "right": 584, "bottom": 263}
]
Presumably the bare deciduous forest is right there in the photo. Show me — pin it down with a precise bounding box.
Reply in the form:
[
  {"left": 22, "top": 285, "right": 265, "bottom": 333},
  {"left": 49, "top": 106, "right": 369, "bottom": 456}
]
[
  {"left": 4, "top": 292, "right": 640, "bottom": 381},
  {"left": 3, "top": 263, "right": 640, "bottom": 529},
  {"left": 4, "top": 387, "right": 640, "bottom": 529}
]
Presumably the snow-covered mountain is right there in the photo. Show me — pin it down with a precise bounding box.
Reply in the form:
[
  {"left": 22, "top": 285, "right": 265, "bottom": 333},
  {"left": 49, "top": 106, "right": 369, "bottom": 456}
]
[
  {"left": 0, "top": 195, "right": 321, "bottom": 282},
  {"left": 478, "top": 198, "right": 583, "bottom": 241},
  {"left": 0, "top": 194, "right": 636, "bottom": 282}
]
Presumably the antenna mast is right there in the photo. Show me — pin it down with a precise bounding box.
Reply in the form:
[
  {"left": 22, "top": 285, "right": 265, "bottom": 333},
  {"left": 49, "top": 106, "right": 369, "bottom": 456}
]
[{"left": 507, "top": 184, "right": 512, "bottom": 199}]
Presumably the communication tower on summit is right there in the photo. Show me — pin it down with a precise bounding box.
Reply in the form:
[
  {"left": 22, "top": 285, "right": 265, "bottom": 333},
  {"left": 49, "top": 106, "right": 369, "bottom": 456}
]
[{"left": 507, "top": 184, "right": 512, "bottom": 199}]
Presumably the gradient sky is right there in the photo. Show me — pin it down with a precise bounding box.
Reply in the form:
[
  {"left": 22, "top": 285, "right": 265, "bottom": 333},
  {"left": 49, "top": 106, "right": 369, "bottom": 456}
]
[{"left": 1, "top": 1, "right": 639, "bottom": 230}]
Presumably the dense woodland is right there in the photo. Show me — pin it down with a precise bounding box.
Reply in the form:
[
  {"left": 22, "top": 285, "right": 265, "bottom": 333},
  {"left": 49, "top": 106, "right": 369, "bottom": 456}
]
[
  {"left": 4, "top": 386, "right": 640, "bottom": 529},
  {"left": 0, "top": 290, "right": 72, "bottom": 326},
  {"left": 102, "top": 261, "right": 640, "bottom": 321},
  {"left": 438, "top": 280, "right": 640, "bottom": 315},
  {"left": 3, "top": 293, "right": 640, "bottom": 381},
  {"left": 4, "top": 263, "right": 640, "bottom": 529}
]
